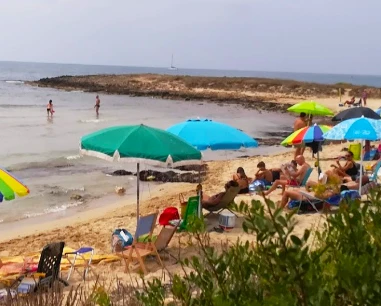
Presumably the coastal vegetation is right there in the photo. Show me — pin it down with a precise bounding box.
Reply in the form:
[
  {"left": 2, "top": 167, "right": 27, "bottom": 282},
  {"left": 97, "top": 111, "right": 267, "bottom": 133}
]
[
  {"left": 29, "top": 74, "right": 381, "bottom": 112},
  {"left": 4, "top": 190, "right": 381, "bottom": 305}
]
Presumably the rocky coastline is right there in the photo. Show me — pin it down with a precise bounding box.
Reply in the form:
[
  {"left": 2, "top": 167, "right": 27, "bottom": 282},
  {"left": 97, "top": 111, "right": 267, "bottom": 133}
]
[{"left": 27, "top": 73, "right": 378, "bottom": 113}]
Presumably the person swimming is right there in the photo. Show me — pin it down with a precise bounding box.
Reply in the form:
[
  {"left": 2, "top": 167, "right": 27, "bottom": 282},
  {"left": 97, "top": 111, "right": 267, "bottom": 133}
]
[
  {"left": 94, "top": 95, "right": 100, "bottom": 115},
  {"left": 47, "top": 100, "right": 54, "bottom": 116}
]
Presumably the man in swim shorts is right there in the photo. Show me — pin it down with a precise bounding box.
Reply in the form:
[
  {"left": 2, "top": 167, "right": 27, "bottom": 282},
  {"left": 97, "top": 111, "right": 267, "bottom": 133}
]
[{"left": 94, "top": 95, "right": 100, "bottom": 115}]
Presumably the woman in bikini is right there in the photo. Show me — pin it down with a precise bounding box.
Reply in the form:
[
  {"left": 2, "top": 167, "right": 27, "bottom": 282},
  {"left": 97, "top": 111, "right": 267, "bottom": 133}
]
[
  {"left": 232, "top": 167, "right": 252, "bottom": 194},
  {"left": 330, "top": 151, "right": 358, "bottom": 181}
]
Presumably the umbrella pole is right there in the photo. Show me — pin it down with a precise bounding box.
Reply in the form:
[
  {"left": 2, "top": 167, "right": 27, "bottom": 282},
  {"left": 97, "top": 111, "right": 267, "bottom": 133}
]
[
  {"left": 137, "top": 163, "right": 140, "bottom": 221},
  {"left": 359, "top": 140, "right": 364, "bottom": 195},
  {"left": 198, "top": 167, "right": 202, "bottom": 219}
]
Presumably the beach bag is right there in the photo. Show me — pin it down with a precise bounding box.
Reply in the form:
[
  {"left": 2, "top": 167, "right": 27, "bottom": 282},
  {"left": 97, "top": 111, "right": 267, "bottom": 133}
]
[
  {"left": 111, "top": 229, "right": 133, "bottom": 252},
  {"left": 249, "top": 180, "right": 265, "bottom": 192},
  {"left": 159, "top": 207, "right": 180, "bottom": 226}
]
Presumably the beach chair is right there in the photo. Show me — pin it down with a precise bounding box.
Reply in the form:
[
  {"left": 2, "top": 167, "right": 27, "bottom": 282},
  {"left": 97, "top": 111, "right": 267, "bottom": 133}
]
[
  {"left": 296, "top": 191, "right": 341, "bottom": 213},
  {"left": 203, "top": 186, "right": 240, "bottom": 217},
  {"left": 180, "top": 196, "right": 200, "bottom": 231},
  {"left": 369, "top": 161, "right": 381, "bottom": 183},
  {"left": 363, "top": 150, "right": 377, "bottom": 161},
  {"left": 288, "top": 167, "right": 313, "bottom": 189},
  {"left": 154, "top": 224, "right": 179, "bottom": 262},
  {"left": 64, "top": 247, "right": 94, "bottom": 281},
  {"left": 117, "top": 212, "right": 163, "bottom": 274},
  {"left": 15, "top": 242, "right": 67, "bottom": 294}
]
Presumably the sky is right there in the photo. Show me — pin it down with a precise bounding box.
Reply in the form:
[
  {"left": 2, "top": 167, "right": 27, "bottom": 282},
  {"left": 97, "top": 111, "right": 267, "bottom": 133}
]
[{"left": 0, "top": 0, "right": 380, "bottom": 74}]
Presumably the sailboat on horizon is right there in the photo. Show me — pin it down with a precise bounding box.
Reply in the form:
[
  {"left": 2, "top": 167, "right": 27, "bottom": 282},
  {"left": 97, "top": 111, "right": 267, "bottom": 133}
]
[{"left": 168, "top": 54, "right": 178, "bottom": 71}]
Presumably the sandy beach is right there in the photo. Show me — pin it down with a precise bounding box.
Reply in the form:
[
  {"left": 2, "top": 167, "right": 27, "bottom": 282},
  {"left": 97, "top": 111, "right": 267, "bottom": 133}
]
[{"left": 2, "top": 72, "right": 381, "bottom": 290}]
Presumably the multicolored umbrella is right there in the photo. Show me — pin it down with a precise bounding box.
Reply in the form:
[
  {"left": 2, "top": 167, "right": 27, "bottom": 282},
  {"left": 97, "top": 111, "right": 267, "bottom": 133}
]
[
  {"left": 80, "top": 124, "right": 202, "bottom": 220},
  {"left": 287, "top": 101, "right": 334, "bottom": 116},
  {"left": 0, "top": 167, "right": 29, "bottom": 202},
  {"left": 281, "top": 124, "right": 332, "bottom": 146}
]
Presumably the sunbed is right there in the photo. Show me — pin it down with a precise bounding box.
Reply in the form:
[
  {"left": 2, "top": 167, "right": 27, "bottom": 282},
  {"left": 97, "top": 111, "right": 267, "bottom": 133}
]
[{"left": 203, "top": 186, "right": 240, "bottom": 217}]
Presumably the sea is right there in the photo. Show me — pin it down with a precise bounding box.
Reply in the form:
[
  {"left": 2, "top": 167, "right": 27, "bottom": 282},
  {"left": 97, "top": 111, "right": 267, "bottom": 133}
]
[{"left": 1, "top": 60, "right": 381, "bottom": 225}]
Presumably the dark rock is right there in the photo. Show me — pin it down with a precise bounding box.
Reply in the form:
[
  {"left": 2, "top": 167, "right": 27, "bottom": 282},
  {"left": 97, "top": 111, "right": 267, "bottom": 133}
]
[
  {"left": 139, "top": 170, "right": 204, "bottom": 183},
  {"left": 175, "top": 164, "right": 208, "bottom": 172},
  {"left": 112, "top": 170, "right": 134, "bottom": 176},
  {"left": 70, "top": 194, "right": 83, "bottom": 201}
]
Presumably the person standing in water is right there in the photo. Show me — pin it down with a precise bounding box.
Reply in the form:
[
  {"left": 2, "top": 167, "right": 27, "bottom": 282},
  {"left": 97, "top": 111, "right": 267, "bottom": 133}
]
[
  {"left": 94, "top": 95, "right": 100, "bottom": 116},
  {"left": 47, "top": 100, "right": 54, "bottom": 117}
]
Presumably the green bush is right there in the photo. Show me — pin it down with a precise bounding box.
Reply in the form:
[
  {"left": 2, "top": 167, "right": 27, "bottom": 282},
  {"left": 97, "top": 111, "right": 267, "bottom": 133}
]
[{"left": 138, "top": 189, "right": 381, "bottom": 305}]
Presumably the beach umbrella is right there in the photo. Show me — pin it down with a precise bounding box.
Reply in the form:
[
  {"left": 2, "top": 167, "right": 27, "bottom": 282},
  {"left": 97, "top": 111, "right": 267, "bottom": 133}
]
[
  {"left": 0, "top": 167, "right": 29, "bottom": 202},
  {"left": 80, "top": 124, "right": 202, "bottom": 220},
  {"left": 281, "top": 124, "right": 331, "bottom": 146},
  {"left": 166, "top": 118, "right": 258, "bottom": 150},
  {"left": 375, "top": 108, "right": 381, "bottom": 116},
  {"left": 287, "top": 101, "right": 334, "bottom": 116},
  {"left": 323, "top": 116, "right": 381, "bottom": 193},
  {"left": 281, "top": 124, "right": 332, "bottom": 179},
  {"left": 332, "top": 106, "right": 381, "bottom": 121}
]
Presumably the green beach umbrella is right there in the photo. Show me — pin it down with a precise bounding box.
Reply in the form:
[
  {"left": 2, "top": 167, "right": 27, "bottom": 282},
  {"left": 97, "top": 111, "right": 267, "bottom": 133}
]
[
  {"left": 80, "top": 124, "right": 202, "bottom": 219},
  {"left": 287, "top": 100, "right": 334, "bottom": 116}
]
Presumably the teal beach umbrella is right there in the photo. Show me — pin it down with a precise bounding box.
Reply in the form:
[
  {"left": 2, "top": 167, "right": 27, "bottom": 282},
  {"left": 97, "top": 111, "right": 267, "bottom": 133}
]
[{"left": 80, "top": 124, "right": 202, "bottom": 219}]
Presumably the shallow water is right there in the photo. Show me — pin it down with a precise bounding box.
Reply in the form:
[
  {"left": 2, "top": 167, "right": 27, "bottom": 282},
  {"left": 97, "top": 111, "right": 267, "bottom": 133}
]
[{"left": 0, "top": 62, "right": 296, "bottom": 224}]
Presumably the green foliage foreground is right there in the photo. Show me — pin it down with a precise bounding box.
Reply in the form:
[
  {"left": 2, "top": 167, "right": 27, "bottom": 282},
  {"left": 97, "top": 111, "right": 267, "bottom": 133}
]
[{"left": 138, "top": 190, "right": 381, "bottom": 306}]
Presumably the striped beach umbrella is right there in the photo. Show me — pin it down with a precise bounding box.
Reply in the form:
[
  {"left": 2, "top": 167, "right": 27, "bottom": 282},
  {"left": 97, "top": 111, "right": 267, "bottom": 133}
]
[
  {"left": 0, "top": 167, "right": 29, "bottom": 202},
  {"left": 281, "top": 124, "right": 332, "bottom": 146}
]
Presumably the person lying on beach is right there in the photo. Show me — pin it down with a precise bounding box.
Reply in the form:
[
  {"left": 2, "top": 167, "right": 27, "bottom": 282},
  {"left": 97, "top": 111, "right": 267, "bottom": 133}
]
[
  {"left": 201, "top": 180, "right": 238, "bottom": 208},
  {"left": 330, "top": 151, "right": 358, "bottom": 180},
  {"left": 306, "top": 169, "right": 369, "bottom": 191},
  {"left": 279, "top": 187, "right": 337, "bottom": 209},
  {"left": 254, "top": 161, "right": 273, "bottom": 186},
  {"left": 264, "top": 155, "right": 310, "bottom": 196},
  {"left": 232, "top": 167, "right": 252, "bottom": 194},
  {"left": 343, "top": 96, "right": 355, "bottom": 106}
]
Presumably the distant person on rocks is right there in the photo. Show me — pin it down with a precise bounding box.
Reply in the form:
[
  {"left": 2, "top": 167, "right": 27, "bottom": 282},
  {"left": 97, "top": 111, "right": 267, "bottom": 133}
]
[
  {"left": 95, "top": 95, "right": 100, "bottom": 116},
  {"left": 362, "top": 90, "right": 368, "bottom": 106},
  {"left": 293, "top": 112, "right": 307, "bottom": 159},
  {"left": 47, "top": 100, "right": 54, "bottom": 117}
]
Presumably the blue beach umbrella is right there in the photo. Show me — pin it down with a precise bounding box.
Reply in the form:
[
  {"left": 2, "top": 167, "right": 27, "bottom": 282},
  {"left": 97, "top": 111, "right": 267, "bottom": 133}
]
[
  {"left": 323, "top": 116, "right": 381, "bottom": 193},
  {"left": 167, "top": 118, "right": 258, "bottom": 151}
]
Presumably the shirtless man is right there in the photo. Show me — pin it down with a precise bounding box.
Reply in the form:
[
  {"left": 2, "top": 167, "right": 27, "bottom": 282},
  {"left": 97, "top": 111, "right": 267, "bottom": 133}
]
[
  {"left": 94, "top": 95, "right": 100, "bottom": 116},
  {"left": 264, "top": 155, "right": 311, "bottom": 196},
  {"left": 254, "top": 161, "right": 273, "bottom": 186},
  {"left": 201, "top": 180, "right": 238, "bottom": 208},
  {"left": 293, "top": 113, "right": 307, "bottom": 159}
]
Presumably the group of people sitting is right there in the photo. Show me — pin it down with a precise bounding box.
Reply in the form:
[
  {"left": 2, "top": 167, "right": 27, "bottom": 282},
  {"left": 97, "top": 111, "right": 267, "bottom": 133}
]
[{"left": 201, "top": 149, "right": 380, "bottom": 211}]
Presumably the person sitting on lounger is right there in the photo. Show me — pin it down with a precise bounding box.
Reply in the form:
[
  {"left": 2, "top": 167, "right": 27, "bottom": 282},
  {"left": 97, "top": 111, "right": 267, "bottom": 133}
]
[
  {"left": 330, "top": 151, "right": 358, "bottom": 180},
  {"left": 264, "top": 155, "right": 311, "bottom": 196},
  {"left": 270, "top": 160, "right": 297, "bottom": 182},
  {"left": 232, "top": 167, "right": 252, "bottom": 194},
  {"left": 343, "top": 96, "right": 355, "bottom": 106},
  {"left": 254, "top": 161, "right": 273, "bottom": 186},
  {"left": 202, "top": 180, "right": 239, "bottom": 208},
  {"left": 279, "top": 187, "right": 337, "bottom": 209}
]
